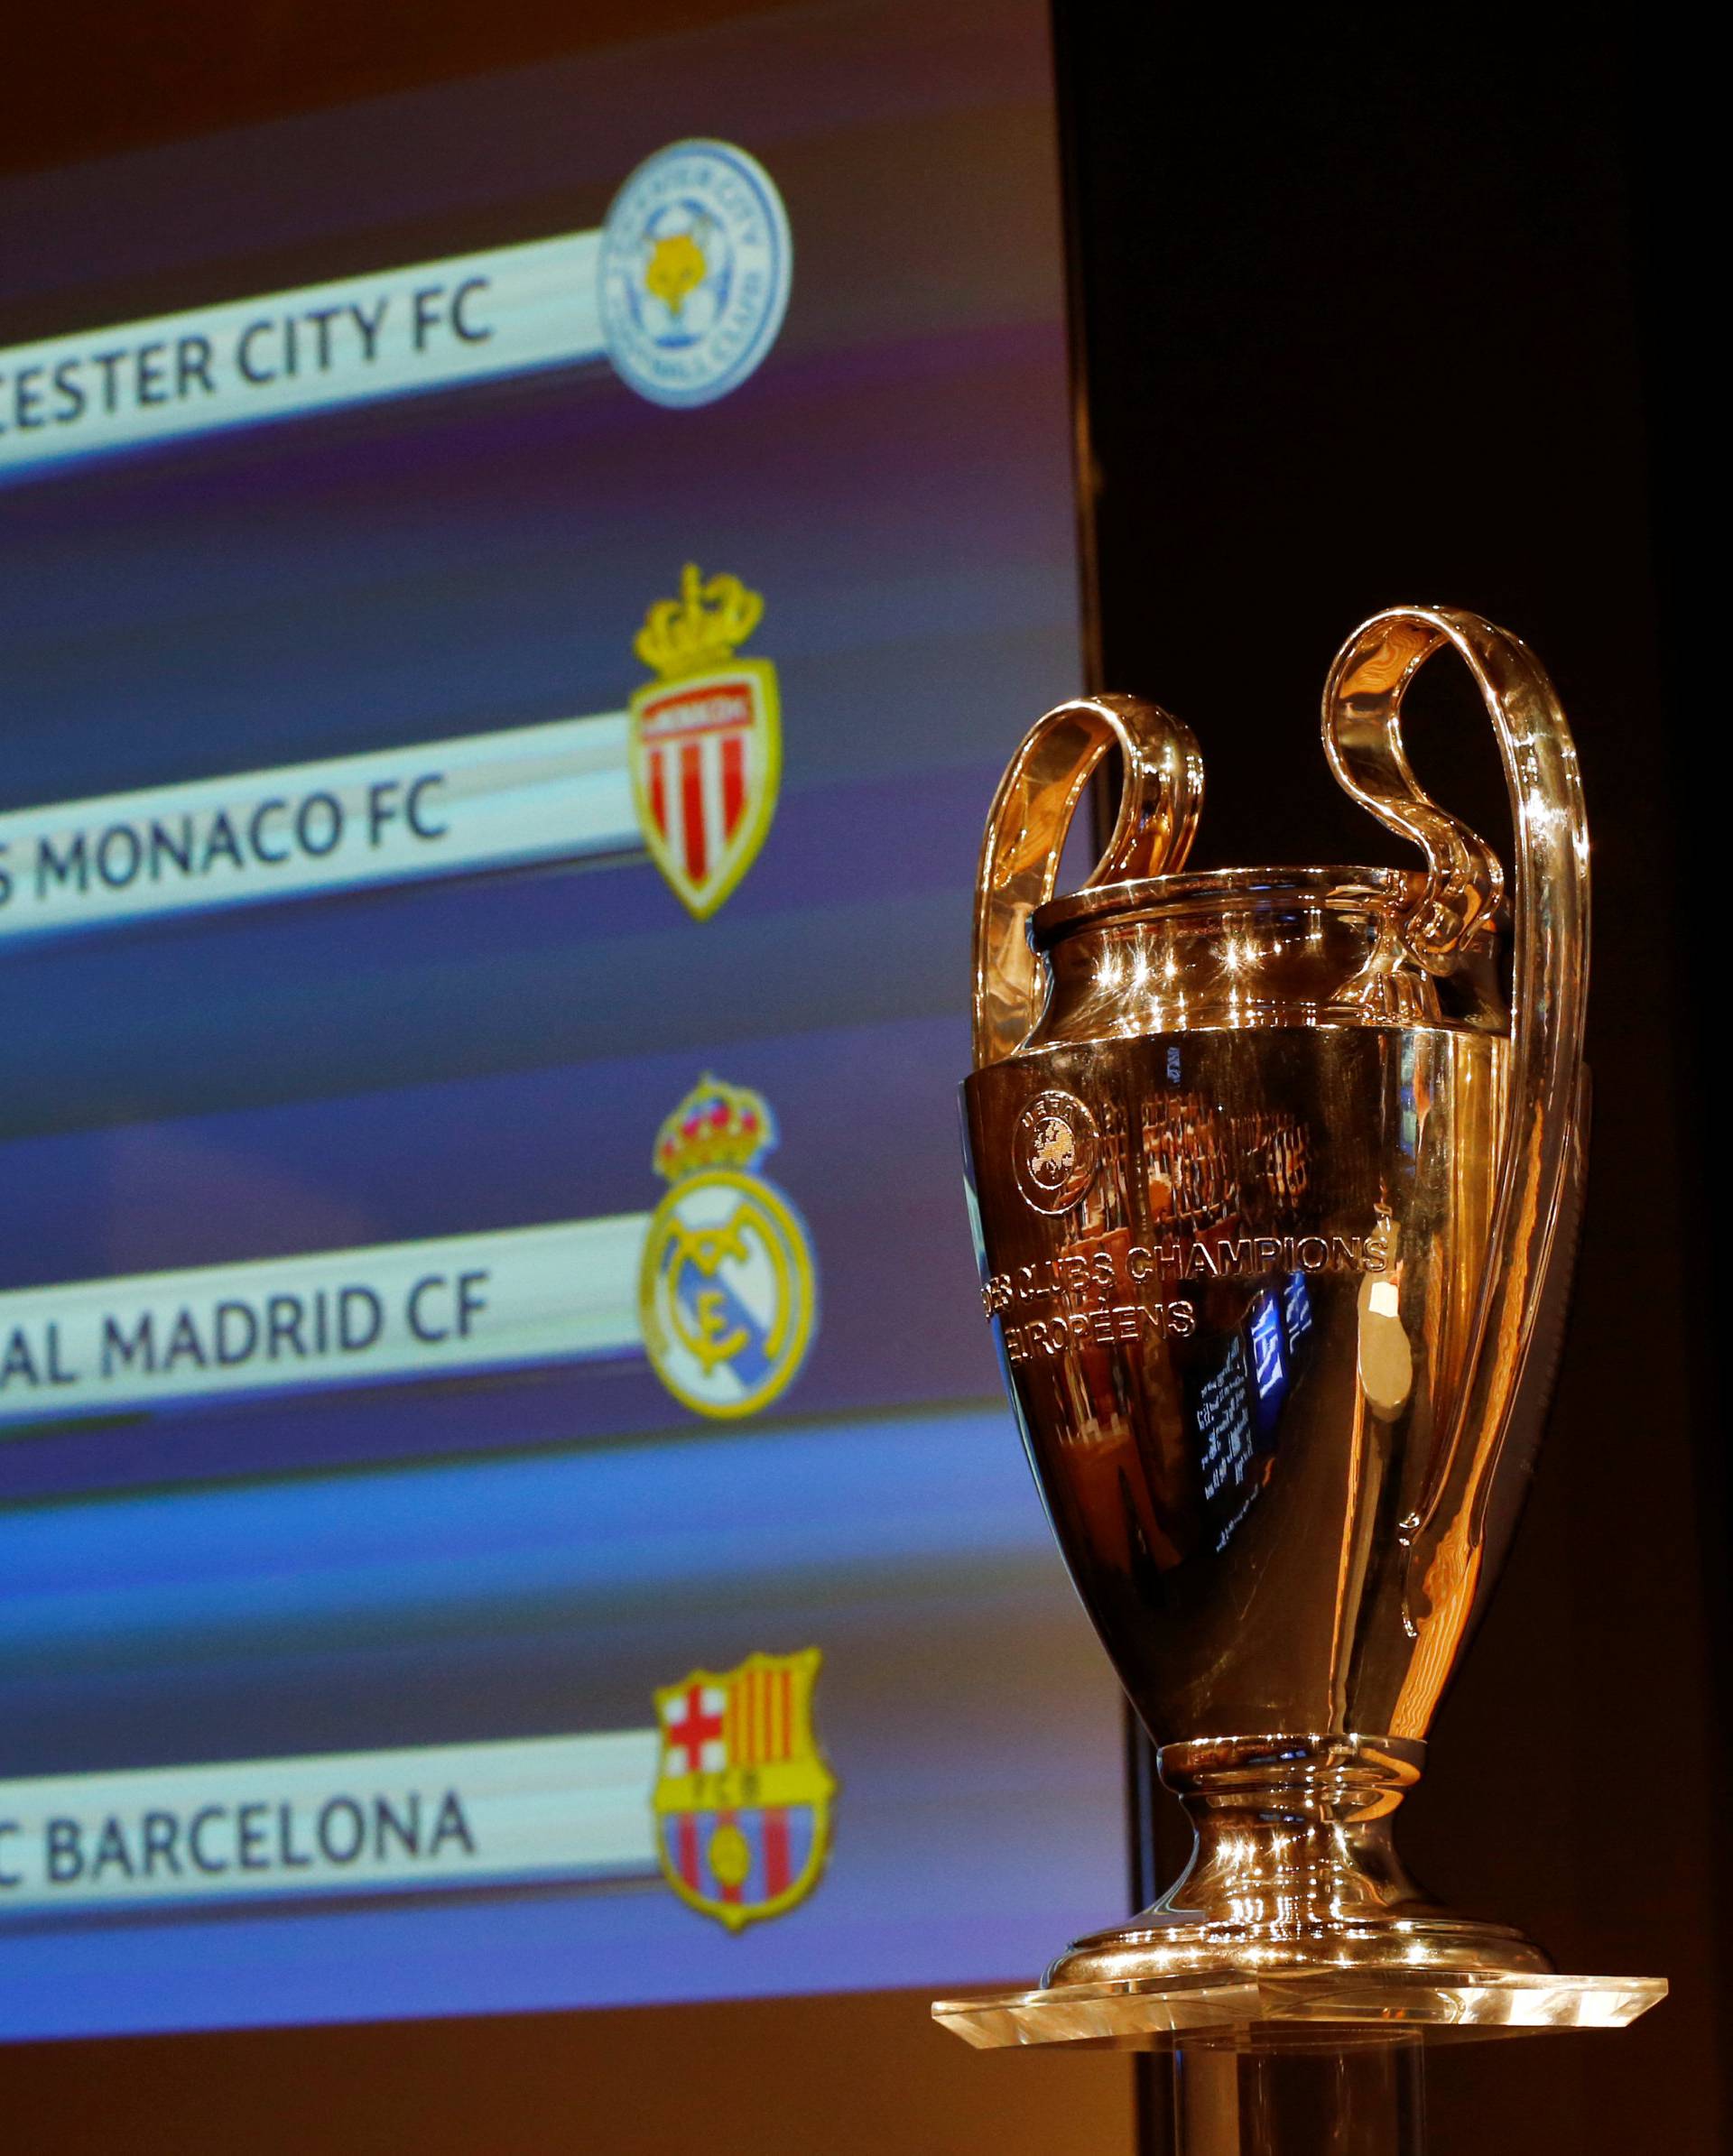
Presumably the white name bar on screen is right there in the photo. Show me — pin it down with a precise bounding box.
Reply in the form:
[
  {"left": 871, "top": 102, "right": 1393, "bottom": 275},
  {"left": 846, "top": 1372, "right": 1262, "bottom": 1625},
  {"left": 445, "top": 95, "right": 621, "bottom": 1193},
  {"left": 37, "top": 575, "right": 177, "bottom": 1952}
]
[
  {"left": 0, "top": 713, "right": 640, "bottom": 940},
  {"left": 0, "top": 1731, "right": 661, "bottom": 1912},
  {"left": 0, "top": 231, "right": 603, "bottom": 474},
  {"left": 0, "top": 1216, "right": 650, "bottom": 1425}
]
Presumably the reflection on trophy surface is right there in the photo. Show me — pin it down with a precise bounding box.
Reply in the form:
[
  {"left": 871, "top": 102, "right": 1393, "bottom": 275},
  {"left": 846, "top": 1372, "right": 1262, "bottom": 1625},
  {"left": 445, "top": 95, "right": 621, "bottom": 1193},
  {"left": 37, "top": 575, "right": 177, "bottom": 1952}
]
[{"left": 938, "top": 605, "right": 1666, "bottom": 2049}]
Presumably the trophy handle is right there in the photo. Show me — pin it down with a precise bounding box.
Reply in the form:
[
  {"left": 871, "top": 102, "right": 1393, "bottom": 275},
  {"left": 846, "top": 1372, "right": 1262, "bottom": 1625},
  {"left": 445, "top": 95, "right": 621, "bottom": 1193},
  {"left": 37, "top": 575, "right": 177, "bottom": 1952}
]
[
  {"left": 971, "top": 695, "right": 1204, "bottom": 1069},
  {"left": 1321, "top": 606, "right": 1590, "bottom": 1646}
]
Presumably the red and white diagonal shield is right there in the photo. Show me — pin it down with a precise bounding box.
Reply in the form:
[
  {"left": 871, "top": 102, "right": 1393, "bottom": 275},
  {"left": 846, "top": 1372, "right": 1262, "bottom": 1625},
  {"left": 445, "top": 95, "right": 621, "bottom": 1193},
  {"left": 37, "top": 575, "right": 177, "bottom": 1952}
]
[{"left": 629, "top": 657, "right": 781, "bottom": 920}]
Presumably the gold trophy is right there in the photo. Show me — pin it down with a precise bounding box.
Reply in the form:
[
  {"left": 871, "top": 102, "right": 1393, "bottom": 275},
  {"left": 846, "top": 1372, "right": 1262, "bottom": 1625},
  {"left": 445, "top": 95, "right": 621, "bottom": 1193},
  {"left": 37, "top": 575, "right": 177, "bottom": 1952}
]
[{"left": 935, "top": 607, "right": 1663, "bottom": 2077}]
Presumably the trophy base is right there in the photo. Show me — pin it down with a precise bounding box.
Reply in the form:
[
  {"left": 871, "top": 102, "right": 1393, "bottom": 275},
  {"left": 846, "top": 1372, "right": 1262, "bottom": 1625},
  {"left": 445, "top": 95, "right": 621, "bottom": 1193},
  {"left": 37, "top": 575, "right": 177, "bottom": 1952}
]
[
  {"left": 931, "top": 1967, "right": 1667, "bottom": 2051},
  {"left": 933, "top": 1735, "right": 1667, "bottom": 2050}
]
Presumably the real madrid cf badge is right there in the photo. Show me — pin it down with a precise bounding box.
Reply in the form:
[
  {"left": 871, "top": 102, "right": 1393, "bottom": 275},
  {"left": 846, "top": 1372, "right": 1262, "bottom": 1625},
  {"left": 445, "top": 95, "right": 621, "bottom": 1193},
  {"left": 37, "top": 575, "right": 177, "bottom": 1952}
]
[
  {"left": 630, "top": 566, "right": 780, "bottom": 920},
  {"left": 639, "top": 1075, "right": 816, "bottom": 1418},
  {"left": 653, "top": 1649, "right": 835, "bottom": 1931}
]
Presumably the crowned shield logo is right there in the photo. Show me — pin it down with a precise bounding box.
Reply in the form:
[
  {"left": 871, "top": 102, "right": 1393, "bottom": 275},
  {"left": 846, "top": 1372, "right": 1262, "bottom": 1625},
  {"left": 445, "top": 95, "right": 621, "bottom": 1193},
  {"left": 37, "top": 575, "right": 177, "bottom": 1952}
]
[
  {"left": 653, "top": 1648, "right": 836, "bottom": 1931},
  {"left": 639, "top": 1075, "right": 817, "bottom": 1419},
  {"left": 629, "top": 566, "right": 780, "bottom": 920}
]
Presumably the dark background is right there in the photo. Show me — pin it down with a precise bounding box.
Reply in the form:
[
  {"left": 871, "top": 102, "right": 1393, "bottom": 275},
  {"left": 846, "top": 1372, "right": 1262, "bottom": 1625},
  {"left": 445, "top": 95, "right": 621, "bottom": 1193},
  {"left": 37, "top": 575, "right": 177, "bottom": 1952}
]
[
  {"left": 1055, "top": 5, "right": 1726, "bottom": 2151},
  {"left": 2, "top": 2, "right": 1722, "bottom": 2151}
]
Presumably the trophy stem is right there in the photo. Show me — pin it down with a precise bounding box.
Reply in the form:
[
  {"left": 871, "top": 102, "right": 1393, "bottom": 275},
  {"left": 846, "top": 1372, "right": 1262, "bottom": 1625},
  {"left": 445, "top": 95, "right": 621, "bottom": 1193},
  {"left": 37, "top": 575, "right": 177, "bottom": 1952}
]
[
  {"left": 1172, "top": 2042, "right": 1427, "bottom": 2156},
  {"left": 1160, "top": 1735, "right": 1433, "bottom": 1942},
  {"left": 1043, "top": 1735, "right": 1550, "bottom": 1989}
]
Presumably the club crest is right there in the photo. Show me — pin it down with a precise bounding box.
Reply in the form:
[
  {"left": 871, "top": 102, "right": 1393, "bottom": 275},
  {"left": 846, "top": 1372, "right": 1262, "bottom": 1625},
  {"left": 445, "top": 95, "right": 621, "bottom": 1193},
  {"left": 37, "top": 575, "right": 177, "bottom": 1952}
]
[
  {"left": 598, "top": 140, "right": 792, "bottom": 409},
  {"left": 629, "top": 565, "right": 780, "bottom": 920},
  {"left": 639, "top": 1075, "right": 816, "bottom": 1419},
  {"left": 653, "top": 1649, "right": 835, "bottom": 1932}
]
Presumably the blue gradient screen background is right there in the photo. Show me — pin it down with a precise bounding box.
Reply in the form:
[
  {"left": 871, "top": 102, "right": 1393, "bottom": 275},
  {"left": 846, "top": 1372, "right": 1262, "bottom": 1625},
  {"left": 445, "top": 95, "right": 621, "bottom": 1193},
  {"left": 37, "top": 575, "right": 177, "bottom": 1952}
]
[{"left": 0, "top": 0, "right": 1131, "bottom": 2039}]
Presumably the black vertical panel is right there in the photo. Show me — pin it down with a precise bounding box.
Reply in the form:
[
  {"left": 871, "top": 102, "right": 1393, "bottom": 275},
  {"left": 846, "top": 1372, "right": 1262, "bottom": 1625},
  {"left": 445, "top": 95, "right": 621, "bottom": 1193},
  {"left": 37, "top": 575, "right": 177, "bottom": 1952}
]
[{"left": 1054, "top": 8, "right": 1725, "bottom": 2151}]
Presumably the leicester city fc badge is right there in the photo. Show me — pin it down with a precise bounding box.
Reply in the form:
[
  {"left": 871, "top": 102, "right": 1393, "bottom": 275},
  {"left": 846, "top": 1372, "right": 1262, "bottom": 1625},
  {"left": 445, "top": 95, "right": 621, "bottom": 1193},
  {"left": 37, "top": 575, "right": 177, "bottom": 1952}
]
[
  {"left": 598, "top": 139, "right": 792, "bottom": 408},
  {"left": 640, "top": 1076, "right": 816, "bottom": 1418},
  {"left": 629, "top": 564, "right": 780, "bottom": 920},
  {"left": 653, "top": 1649, "right": 835, "bottom": 1931}
]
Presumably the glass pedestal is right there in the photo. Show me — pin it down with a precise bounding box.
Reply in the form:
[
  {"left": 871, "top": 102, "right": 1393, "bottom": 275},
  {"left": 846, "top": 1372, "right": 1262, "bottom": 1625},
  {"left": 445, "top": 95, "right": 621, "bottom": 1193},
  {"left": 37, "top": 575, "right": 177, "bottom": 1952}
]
[{"left": 932, "top": 1972, "right": 1666, "bottom": 2153}]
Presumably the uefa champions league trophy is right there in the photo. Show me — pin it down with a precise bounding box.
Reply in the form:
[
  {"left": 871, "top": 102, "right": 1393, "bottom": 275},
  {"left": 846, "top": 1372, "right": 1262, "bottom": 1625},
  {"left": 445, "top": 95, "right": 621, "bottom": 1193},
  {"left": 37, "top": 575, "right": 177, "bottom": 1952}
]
[{"left": 934, "top": 607, "right": 1663, "bottom": 2139}]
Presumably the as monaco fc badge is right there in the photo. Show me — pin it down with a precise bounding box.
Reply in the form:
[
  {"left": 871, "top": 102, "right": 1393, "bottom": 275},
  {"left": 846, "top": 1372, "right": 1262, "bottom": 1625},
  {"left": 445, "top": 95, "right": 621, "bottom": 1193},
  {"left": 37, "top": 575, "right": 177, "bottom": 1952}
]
[
  {"left": 630, "top": 565, "right": 780, "bottom": 919},
  {"left": 639, "top": 1075, "right": 816, "bottom": 1419}
]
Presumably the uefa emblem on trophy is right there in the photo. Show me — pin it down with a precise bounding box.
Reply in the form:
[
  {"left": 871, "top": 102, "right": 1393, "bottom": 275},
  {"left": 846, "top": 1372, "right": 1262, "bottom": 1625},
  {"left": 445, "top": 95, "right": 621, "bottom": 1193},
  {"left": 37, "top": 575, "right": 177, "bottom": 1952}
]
[{"left": 936, "top": 606, "right": 1664, "bottom": 2051}]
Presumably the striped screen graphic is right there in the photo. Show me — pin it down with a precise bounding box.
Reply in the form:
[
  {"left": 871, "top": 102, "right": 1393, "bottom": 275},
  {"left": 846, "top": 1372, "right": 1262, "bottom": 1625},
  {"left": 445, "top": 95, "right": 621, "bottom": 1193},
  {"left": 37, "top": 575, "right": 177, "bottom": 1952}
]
[
  {"left": 640, "top": 684, "right": 756, "bottom": 891},
  {"left": 0, "top": 0, "right": 1132, "bottom": 2040}
]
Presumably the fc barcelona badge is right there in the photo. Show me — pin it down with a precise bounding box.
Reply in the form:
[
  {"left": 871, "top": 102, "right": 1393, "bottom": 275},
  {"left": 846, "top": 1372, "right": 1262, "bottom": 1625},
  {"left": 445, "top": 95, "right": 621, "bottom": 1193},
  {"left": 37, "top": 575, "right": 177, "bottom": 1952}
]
[
  {"left": 653, "top": 1649, "right": 836, "bottom": 1931},
  {"left": 630, "top": 564, "right": 780, "bottom": 919},
  {"left": 640, "top": 1075, "right": 817, "bottom": 1419}
]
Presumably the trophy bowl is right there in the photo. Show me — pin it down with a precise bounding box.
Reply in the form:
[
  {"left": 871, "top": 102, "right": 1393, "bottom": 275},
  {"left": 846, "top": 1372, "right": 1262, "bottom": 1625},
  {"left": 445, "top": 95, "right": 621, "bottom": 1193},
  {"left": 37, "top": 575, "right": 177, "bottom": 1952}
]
[{"left": 937, "top": 606, "right": 1663, "bottom": 2050}]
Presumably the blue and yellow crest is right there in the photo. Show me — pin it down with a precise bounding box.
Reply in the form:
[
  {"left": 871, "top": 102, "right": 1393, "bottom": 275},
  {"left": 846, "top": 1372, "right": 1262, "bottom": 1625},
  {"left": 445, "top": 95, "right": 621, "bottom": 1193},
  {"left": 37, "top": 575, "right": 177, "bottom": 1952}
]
[
  {"left": 598, "top": 141, "right": 793, "bottom": 410},
  {"left": 639, "top": 1076, "right": 816, "bottom": 1419},
  {"left": 653, "top": 1648, "right": 835, "bottom": 1931}
]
